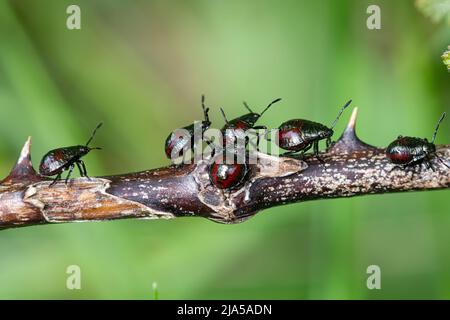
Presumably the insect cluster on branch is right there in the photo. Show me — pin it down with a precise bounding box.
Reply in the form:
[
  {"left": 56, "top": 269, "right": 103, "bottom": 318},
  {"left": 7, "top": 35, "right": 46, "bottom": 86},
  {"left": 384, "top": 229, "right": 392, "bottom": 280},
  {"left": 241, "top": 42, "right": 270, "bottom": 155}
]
[{"left": 37, "top": 96, "right": 449, "bottom": 190}]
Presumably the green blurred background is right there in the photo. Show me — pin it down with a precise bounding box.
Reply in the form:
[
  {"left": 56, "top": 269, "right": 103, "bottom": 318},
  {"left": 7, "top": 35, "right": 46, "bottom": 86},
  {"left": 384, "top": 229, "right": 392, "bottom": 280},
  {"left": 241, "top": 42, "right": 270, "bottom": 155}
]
[{"left": 0, "top": 0, "right": 449, "bottom": 299}]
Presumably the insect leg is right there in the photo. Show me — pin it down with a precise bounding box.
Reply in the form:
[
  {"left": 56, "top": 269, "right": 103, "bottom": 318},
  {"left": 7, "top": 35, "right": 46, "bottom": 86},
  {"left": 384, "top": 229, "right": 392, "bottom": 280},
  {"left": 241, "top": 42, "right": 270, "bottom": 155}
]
[
  {"left": 281, "top": 141, "right": 312, "bottom": 157},
  {"left": 411, "top": 156, "right": 424, "bottom": 166},
  {"left": 79, "top": 160, "right": 90, "bottom": 180},
  {"left": 295, "top": 144, "right": 313, "bottom": 159},
  {"left": 402, "top": 164, "right": 416, "bottom": 174},
  {"left": 76, "top": 161, "right": 84, "bottom": 177},
  {"left": 65, "top": 164, "right": 75, "bottom": 185},
  {"left": 314, "top": 141, "right": 325, "bottom": 163},
  {"left": 254, "top": 127, "right": 269, "bottom": 152},
  {"left": 302, "top": 143, "right": 312, "bottom": 154},
  {"left": 282, "top": 144, "right": 312, "bottom": 158},
  {"left": 421, "top": 156, "right": 433, "bottom": 172},
  {"left": 389, "top": 165, "right": 400, "bottom": 173},
  {"left": 204, "top": 138, "right": 220, "bottom": 158},
  {"left": 255, "top": 134, "right": 260, "bottom": 153},
  {"left": 436, "top": 155, "right": 450, "bottom": 169},
  {"left": 313, "top": 141, "right": 319, "bottom": 156},
  {"left": 281, "top": 150, "right": 299, "bottom": 157},
  {"left": 49, "top": 172, "right": 62, "bottom": 187},
  {"left": 402, "top": 155, "right": 425, "bottom": 172}
]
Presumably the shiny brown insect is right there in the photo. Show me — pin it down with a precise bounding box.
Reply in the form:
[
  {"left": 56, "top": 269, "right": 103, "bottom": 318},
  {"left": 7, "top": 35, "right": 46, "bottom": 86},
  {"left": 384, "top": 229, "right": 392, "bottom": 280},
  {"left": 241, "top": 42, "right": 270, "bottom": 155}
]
[{"left": 39, "top": 123, "right": 103, "bottom": 185}]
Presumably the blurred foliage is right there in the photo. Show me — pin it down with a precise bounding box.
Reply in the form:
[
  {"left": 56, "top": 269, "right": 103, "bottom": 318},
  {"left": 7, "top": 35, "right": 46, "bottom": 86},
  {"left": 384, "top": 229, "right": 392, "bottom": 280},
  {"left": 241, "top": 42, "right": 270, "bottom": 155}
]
[
  {"left": 416, "top": 0, "right": 450, "bottom": 24},
  {"left": 443, "top": 45, "right": 450, "bottom": 70},
  {"left": 0, "top": 0, "right": 449, "bottom": 299}
]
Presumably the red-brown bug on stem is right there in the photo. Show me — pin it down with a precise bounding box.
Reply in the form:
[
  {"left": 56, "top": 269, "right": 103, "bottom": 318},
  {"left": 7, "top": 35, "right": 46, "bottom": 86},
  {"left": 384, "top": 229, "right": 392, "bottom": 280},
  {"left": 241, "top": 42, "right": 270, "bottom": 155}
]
[{"left": 39, "top": 123, "right": 103, "bottom": 186}]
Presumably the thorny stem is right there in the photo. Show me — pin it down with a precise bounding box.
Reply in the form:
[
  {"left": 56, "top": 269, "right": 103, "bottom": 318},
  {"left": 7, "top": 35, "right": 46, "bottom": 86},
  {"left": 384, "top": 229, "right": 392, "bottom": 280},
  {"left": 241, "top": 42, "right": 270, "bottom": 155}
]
[{"left": 1, "top": 108, "right": 450, "bottom": 230}]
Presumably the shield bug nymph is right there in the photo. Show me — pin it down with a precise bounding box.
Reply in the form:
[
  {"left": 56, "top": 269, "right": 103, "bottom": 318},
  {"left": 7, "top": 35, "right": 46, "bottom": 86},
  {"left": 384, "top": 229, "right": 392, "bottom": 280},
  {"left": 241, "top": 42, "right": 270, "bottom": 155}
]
[
  {"left": 39, "top": 122, "right": 103, "bottom": 186},
  {"left": 276, "top": 99, "right": 352, "bottom": 156},
  {"left": 220, "top": 98, "right": 282, "bottom": 152},
  {"left": 165, "top": 95, "right": 211, "bottom": 162},
  {"left": 386, "top": 112, "right": 449, "bottom": 170},
  {"left": 208, "top": 151, "right": 250, "bottom": 190}
]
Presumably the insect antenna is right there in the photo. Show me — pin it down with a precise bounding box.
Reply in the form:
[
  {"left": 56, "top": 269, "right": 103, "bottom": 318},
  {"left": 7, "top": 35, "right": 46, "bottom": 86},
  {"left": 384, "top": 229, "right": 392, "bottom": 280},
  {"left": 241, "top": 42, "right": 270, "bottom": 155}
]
[
  {"left": 85, "top": 122, "right": 103, "bottom": 147},
  {"left": 220, "top": 107, "right": 230, "bottom": 124},
  {"left": 431, "top": 112, "right": 446, "bottom": 144},
  {"left": 243, "top": 101, "right": 254, "bottom": 114},
  {"left": 201, "top": 94, "right": 210, "bottom": 123},
  {"left": 260, "top": 98, "right": 282, "bottom": 116},
  {"left": 330, "top": 99, "right": 352, "bottom": 129}
]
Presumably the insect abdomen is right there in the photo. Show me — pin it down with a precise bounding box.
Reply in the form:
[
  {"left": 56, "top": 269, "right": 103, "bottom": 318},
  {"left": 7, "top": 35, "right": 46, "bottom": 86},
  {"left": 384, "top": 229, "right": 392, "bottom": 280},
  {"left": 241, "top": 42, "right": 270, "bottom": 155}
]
[
  {"left": 39, "top": 146, "right": 84, "bottom": 176},
  {"left": 386, "top": 137, "right": 426, "bottom": 164},
  {"left": 386, "top": 148, "right": 414, "bottom": 164}
]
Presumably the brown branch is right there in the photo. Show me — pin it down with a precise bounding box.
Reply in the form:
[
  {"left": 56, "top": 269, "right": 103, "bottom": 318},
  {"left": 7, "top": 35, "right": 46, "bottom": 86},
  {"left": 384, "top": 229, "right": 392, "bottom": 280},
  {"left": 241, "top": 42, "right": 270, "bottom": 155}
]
[{"left": 1, "top": 108, "right": 450, "bottom": 230}]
